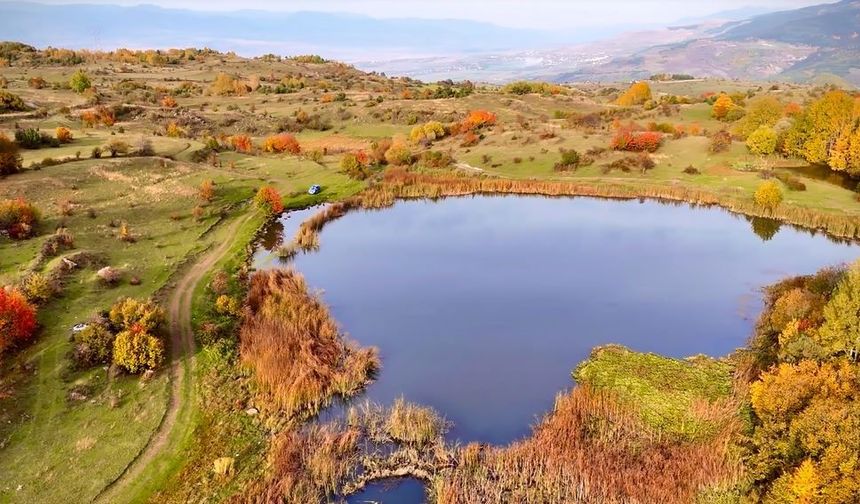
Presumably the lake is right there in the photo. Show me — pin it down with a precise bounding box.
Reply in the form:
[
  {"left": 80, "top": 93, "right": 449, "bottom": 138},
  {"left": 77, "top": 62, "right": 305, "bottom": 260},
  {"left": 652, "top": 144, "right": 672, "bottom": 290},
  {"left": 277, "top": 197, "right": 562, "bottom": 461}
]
[{"left": 254, "top": 195, "right": 858, "bottom": 501}]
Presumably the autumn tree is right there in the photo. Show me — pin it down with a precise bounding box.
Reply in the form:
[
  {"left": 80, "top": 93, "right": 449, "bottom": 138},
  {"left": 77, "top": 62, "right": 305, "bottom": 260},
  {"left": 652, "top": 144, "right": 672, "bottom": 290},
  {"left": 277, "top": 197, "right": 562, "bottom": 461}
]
[
  {"left": 461, "top": 110, "right": 497, "bottom": 131},
  {"left": 68, "top": 70, "right": 91, "bottom": 93},
  {"left": 209, "top": 73, "right": 248, "bottom": 96},
  {"left": 818, "top": 262, "right": 860, "bottom": 360},
  {"left": 747, "top": 360, "right": 860, "bottom": 503},
  {"left": 709, "top": 130, "right": 733, "bottom": 153},
  {"left": 230, "top": 134, "right": 253, "bottom": 153},
  {"left": 734, "top": 96, "right": 784, "bottom": 139},
  {"left": 198, "top": 180, "right": 215, "bottom": 202},
  {"left": 262, "top": 133, "right": 301, "bottom": 154},
  {"left": 746, "top": 125, "right": 778, "bottom": 155},
  {"left": 0, "top": 132, "right": 22, "bottom": 175},
  {"left": 711, "top": 93, "right": 735, "bottom": 120},
  {"left": 254, "top": 186, "right": 284, "bottom": 215},
  {"left": 0, "top": 197, "right": 39, "bottom": 239},
  {"left": 55, "top": 127, "right": 73, "bottom": 143},
  {"left": 160, "top": 95, "right": 177, "bottom": 108},
  {"left": 615, "top": 81, "right": 652, "bottom": 106},
  {"left": 0, "top": 287, "right": 37, "bottom": 353},
  {"left": 340, "top": 152, "right": 372, "bottom": 180},
  {"left": 165, "top": 122, "right": 185, "bottom": 138},
  {"left": 113, "top": 329, "right": 165, "bottom": 373},
  {"left": 754, "top": 181, "right": 783, "bottom": 210},
  {"left": 783, "top": 90, "right": 857, "bottom": 172},
  {"left": 828, "top": 124, "right": 860, "bottom": 175},
  {"left": 109, "top": 297, "right": 165, "bottom": 334},
  {"left": 384, "top": 138, "right": 413, "bottom": 166},
  {"left": 409, "top": 121, "right": 446, "bottom": 143},
  {"left": 105, "top": 297, "right": 166, "bottom": 373},
  {"left": 73, "top": 323, "right": 115, "bottom": 367}
]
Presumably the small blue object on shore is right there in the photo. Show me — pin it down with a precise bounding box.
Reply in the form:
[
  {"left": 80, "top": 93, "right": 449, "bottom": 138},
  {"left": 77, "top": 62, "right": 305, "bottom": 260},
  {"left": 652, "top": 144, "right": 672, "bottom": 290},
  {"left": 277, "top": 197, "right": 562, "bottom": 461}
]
[{"left": 308, "top": 184, "right": 321, "bottom": 195}]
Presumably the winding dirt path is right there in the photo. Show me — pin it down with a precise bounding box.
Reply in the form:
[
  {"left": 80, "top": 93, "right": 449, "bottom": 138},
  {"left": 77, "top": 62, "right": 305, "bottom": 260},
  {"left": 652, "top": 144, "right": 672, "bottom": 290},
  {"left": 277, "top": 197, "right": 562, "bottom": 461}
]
[{"left": 94, "top": 214, "right": 251, "bottom": 503}]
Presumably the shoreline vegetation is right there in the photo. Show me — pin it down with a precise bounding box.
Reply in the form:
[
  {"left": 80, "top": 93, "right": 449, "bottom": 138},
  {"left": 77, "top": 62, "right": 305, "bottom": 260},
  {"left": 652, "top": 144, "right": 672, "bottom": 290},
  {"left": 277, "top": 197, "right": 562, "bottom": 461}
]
[{"left": 289, "top": 168, "right": 860, "bottom": 254}]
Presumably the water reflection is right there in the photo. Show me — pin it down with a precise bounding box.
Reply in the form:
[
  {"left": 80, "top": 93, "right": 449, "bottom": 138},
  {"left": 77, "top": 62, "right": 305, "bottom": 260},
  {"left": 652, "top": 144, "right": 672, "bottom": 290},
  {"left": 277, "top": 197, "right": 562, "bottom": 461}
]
[{"left": 747, "top": 216, "right": 782, "bottom": 242}]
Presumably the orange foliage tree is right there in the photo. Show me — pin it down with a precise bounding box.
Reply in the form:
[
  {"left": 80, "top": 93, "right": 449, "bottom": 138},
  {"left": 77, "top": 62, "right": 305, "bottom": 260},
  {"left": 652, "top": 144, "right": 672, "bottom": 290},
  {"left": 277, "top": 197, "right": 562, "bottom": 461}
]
[
  {"left": 254, "top": 186, "right": 284, "bottom": 215},
  {"left": 461, "top": 110, "right": 497, "bottom": 131},
  {"left": 161, "top": 95, "right": 177, "bottom": 108},
  {"left": 198, "top": 180, "right": 215, "bottom": 202},
  {"left": 263, "top": 133, "right": 301, "bottom": 154},
  {"left": 230, "top": 134, "right": 253, "bottom": 153},
  {"left": 55, "top": 127, "right": 73, "bottom": 143},
  {"left": 80, "top": 110, "right": 98, "bottom": 128},
  {"left": 0, "top": 197, "right": 40, "bottom": 239},
  {"left": 0, "top": 287, "right": 37, "bottom": 353},
  {"left": 712, "top": 94, "right": 735, "bottom": 121}
]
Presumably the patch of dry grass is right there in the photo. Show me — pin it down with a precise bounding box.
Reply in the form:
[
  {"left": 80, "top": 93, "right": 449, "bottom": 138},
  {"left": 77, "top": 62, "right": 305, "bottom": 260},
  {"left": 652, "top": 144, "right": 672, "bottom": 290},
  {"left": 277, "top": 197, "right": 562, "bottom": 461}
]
[{"left": 240, "top": 269, "right": 379, "bottom": 419}]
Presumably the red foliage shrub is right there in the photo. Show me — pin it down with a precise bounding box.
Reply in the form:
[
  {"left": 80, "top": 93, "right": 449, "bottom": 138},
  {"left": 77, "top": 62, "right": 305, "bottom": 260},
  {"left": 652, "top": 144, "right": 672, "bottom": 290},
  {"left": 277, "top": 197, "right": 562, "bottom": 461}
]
[
  {"left": 0, "top": 288, "right": 37, "bottom": 353},
  {"left": 611, "top": 125, "right": 663, "bottom": 152}
]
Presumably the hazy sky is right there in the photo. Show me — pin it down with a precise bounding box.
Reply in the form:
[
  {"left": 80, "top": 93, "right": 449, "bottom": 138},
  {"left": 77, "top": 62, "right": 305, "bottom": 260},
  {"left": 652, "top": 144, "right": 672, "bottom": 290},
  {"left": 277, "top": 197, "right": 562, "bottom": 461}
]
[{"left": 17, "top": 0, "right": 835, "bottom": 29}]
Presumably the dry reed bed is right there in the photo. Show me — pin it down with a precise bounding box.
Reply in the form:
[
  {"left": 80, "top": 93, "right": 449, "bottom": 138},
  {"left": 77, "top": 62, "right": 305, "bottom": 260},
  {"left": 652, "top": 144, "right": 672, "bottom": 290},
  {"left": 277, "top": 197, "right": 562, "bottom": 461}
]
[
  {"left": 433, "top": 386, "right": 743, "bottom": 504},
  {"left": 240, "top": 269, "right": 380, "bottom": 419},
  {"left": 292, "top": 168, "right": 860, "bottom": 250},
  {"left": 238, "top": 387, "right": 741, "bottom": 503},
  {"left": 235, "top": 399, "right": 450, "bottom": 503}
]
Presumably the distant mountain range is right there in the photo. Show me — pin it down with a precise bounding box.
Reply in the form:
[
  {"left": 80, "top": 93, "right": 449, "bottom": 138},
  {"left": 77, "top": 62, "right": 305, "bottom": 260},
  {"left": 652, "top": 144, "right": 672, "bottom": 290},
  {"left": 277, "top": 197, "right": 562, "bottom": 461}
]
[
  {"left": 549, "top": 0, "right": 860, "bottom": 86},
  {"left": 0, "top": 2, "right": 629, "bottom": 59},
  {"left": 0, "top": 0, "right": 857, "bottom": 86}
]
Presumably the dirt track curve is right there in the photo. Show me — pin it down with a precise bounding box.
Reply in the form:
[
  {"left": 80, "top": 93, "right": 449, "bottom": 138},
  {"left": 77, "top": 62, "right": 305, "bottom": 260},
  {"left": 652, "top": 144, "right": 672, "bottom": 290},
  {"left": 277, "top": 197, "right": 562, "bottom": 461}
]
[{"left": 94, "top": 215, "right": 250, "bottom": 503}]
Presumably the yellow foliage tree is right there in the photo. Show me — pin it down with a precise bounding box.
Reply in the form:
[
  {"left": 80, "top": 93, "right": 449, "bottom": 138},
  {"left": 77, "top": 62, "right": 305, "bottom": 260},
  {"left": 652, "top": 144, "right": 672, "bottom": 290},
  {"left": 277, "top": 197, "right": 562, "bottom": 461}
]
[
  {"left": 109, "top": 297, "right": 165, "bottom": 333},
  {"left": 746, "top": 125, "right": 778, "bottom": 155},
  {"left": 615, "top": 81, "right": 652, "bottom": 107},
  {"left": 818, "top": 262, "right": 860, "bottom": 359},
  {"left": 112, "top": 330, "right": 165, "bottom": 373},
  {"left": 784, "top": 90, "right": 857, "bottom": 169},
  {"left": 754, "top": 181, "right": 783, "bottom": 210}
]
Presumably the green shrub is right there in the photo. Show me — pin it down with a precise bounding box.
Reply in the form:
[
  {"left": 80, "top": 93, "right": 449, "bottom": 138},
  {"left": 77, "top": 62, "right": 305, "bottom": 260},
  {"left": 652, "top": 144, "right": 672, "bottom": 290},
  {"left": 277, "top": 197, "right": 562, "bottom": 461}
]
[
  {"left": 69, "top": 70, "right": 91, "bottom": 93},
  {"left": 73, "top": 323, "right": 115, "bottom": 367},
  {"left": 0, "top": 90, "right": 27, "bottom": 112},
  {"left": 14, "top": 128, "right": 43, "bottom": 149}
]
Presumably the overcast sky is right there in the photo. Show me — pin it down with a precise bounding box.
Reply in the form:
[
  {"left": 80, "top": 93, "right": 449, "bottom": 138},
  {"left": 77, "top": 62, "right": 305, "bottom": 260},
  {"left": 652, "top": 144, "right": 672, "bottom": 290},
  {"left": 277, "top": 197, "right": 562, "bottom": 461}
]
[{"left": 15, "top": 0, "right": 835, "bottom": 29}]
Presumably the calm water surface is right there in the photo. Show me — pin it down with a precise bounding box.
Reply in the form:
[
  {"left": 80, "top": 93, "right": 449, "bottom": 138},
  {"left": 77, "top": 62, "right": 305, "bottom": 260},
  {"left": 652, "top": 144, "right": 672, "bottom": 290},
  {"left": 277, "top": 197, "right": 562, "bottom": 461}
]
[{"left": 254, "top": 196, "right": 858, "bottom": 446}]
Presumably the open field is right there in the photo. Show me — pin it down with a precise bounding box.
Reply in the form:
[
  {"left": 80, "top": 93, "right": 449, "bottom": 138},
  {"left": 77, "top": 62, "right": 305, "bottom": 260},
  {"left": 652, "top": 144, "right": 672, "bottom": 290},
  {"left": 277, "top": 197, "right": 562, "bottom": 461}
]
[{"left": 1, "top": 44, "right": 859, "bottom": 503}]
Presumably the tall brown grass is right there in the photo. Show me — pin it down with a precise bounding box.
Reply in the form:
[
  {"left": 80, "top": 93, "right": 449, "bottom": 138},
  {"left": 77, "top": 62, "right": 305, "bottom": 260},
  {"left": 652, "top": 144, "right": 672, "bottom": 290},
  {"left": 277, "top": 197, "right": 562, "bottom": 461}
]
[
  {"left": 234, "top": 424, "right": 361, "bottom": 504},
  {"left": 433, "top": 386, "right": 743, "bottom": 504},
  {"left": 289, "top": 168, "right": 860, "bottom": 252},
  {"left": 241, "top": 269, "right": 379, "bottom": 418}
]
